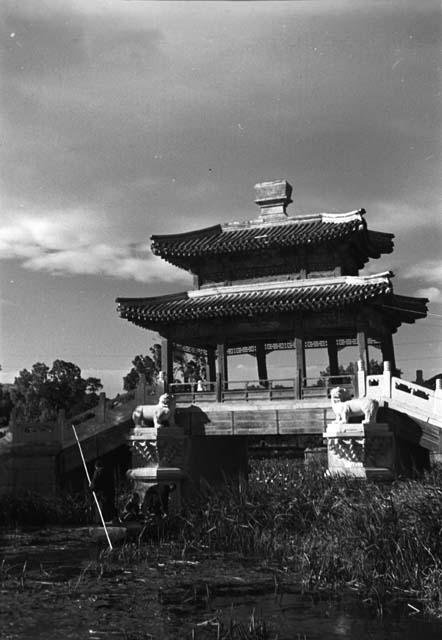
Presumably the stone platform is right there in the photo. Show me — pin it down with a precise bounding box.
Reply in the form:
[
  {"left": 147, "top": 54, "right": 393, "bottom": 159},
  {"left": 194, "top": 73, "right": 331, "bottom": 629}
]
[{"left": 324, "top": 422, "right": 395, "bottom": 480}]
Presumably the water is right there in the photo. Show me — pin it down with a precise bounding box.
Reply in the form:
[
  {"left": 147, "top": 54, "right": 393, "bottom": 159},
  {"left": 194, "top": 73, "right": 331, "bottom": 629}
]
[{"left": 1, "top": 528, "right": 441, "bottom": 640}]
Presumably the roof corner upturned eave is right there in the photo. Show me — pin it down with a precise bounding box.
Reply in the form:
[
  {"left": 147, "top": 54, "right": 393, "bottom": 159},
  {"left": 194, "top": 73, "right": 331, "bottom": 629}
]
[{"left": 147, "top": 208, "right": 394, "bottom": 269}]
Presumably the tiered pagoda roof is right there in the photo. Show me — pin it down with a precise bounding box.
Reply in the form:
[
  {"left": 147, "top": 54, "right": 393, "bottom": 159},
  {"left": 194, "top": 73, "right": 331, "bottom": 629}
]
[
  {"left": 116, "top": 272, "right": 427, "bottom": 330},
  {"left": 117, "top": 179, "right": 427, "bottom": 341},
  {"left": 151, "top": 209, "right": 394, "bottom": 271}
]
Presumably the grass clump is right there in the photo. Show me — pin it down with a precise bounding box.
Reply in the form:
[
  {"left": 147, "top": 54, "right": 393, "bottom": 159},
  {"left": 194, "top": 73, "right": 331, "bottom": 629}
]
[
  {"left": 2, "top": 460, "right": 441, "bottom": 617},
  {"left": 177, "top": 461, "right": 442, "bottom": 617}
]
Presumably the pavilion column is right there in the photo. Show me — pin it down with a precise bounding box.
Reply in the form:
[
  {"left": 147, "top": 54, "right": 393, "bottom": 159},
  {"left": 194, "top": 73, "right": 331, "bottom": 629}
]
[
  {"left": 294, "top": 336, "right": 306, "bottom": 399},
  {"left": 161, "top": 337, "right": 174, "bottom": 392},
  {"left": 381, "top": 332, "right": 396, "bottom": 374},
  {"left": 216, "top": 342, "right": 227, "bottom": 402},
  {"left": 357, "top": 326, "right": 370, "bottom": 375},
  {"left": 256, "top": 342, "right": 268, "bottom": 385},
  {"left": 327, "top": 337, "right": 340, "bottom": 377},
  {"left": 206, "top": 347, "right": 217, "bottom": 390}
]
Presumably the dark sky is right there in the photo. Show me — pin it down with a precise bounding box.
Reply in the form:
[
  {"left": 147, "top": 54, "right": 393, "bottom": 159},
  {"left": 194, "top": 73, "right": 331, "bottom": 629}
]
[{"left": 1, "top": 1, "right": 441, "bottom": 394}]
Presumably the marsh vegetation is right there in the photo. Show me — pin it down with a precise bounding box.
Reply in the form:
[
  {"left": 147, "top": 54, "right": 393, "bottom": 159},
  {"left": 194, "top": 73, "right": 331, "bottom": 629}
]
[{"left": 1, "top": 460, "right": 442, "bottom": 638}]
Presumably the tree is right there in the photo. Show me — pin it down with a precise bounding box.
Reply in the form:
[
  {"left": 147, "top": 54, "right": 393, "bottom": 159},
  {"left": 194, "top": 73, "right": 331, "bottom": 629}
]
[
  {"left": 316, "top": 359, "right": 385, "bottom": 386},
  {"left": 0, "top": 384, "right": 13, "bottom": 427},
  {"left": 123, "top": 343, "right": 207, "bottom": 390},
  {"left": 11, "top": 360, "right": 103, "bottom": 422},
  {"left": 173, "top": 350, "right": 207, "bottom": 383},
  {"left": 123, "top": 352, "right": 159, "bottom": 391}
]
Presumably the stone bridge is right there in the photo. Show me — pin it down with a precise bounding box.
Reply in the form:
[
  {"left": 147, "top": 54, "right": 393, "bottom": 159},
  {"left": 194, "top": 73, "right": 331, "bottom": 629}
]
[{"left": 1, "top": 363, "right": 441, "bottom": 496}]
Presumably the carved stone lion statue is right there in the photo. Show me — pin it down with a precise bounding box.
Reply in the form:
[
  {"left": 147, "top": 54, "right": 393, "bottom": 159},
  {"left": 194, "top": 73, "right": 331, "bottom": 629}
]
[
  {"left": 132, "top": 393, "right": 176, "bottom": 428},
  {"left": 330, "top": 387, "right": 379, "bottom": 423}
]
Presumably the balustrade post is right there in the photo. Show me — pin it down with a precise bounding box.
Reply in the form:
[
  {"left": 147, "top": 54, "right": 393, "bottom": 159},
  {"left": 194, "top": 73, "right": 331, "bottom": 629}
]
[
  {"left": 432, "top": 378, "right": 442, "bottom": 418},
  {"left": 357, "top": 359, "right": 366, "bottom": 398},
  {"left": 382, "top": 361, "right": 392, "bottom": 398}
]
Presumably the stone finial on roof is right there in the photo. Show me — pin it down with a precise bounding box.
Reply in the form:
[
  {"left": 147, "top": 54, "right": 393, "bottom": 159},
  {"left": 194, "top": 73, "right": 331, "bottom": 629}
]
[{"left": 254, "top": 179, "right": 293, "bottom": 220}]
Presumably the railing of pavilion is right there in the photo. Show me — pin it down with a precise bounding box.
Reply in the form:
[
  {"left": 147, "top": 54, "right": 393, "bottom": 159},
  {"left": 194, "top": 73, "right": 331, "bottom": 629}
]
[{"left": 170, "top": 375, "right": 356, "bottom": 403}]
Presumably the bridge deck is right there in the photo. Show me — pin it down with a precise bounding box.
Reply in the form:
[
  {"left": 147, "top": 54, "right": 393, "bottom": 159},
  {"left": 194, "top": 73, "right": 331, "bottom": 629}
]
[{"left": 6, "top": 369, "right": 442, "bottom": 469}]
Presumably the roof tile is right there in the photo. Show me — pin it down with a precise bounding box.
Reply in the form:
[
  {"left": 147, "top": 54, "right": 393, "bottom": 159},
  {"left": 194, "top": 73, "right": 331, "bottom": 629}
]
[{"left": 117, "top": 273, "right": 425, "bottom": 328}]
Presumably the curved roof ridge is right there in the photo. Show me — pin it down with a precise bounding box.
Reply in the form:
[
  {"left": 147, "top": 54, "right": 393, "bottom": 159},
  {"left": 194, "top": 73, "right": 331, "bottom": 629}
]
[
  {"left": 221, "top": 208, "right": 365, "bottom": 231},
  {"left": 116, "top": 290, "right": 188, "bottom": 305},
  {"left": 151, "top": 224, "right": 222, "bottom": 242},
  {"left": 188, "top": 271, "right": 393, "bottom": 299}
]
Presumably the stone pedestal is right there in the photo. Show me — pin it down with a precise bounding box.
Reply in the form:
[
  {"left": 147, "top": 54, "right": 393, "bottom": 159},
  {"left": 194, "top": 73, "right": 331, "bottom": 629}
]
[
  {"left": 126, "top": 426, "right": 189, "bottom": 512},
  {"left": 324, "top": 422, "right": 395, "bottom": 480}
]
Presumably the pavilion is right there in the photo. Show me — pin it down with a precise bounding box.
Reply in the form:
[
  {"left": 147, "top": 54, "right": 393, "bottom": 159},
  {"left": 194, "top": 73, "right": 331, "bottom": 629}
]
[{"left": 116, "top": 180, "right": 427, "bottom": 402}]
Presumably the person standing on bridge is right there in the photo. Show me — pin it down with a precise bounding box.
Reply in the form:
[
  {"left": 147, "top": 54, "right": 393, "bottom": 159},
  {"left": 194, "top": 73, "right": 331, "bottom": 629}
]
[{"left": 89, "top": 458, "right": 117, "bottom": 523}]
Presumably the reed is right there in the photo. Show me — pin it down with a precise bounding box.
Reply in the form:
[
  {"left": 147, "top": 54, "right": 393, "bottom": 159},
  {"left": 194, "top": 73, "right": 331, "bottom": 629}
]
[
  {"left": 189, "top": 609, "right": 276, "bottom": 639},
  {"left": 2, "top": 461, "right": 441, "bottom": 616},
  {"left": 175, "top": 461, "right": 442, "bottom": 616}
]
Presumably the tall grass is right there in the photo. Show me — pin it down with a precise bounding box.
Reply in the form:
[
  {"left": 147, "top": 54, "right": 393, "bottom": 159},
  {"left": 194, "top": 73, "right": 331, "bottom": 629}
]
[
  {"left": 2, "top": 461, "right": 441, "bottom": 616},
  {"left": 176, "top": 461, "right": 442, "bottom": 616}
]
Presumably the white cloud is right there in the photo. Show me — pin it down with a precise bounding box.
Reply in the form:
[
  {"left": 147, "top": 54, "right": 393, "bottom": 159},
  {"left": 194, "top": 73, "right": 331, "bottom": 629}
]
[
  {"left": 414, "top": 287, "right": 442, "bottom": 302},
  {"left": 0, "top": 210, "right": 188, "bottom": 284},
  {"left": 366, "top": 201, "right": 441, "bottom": 234},
  {"left": 21, "top": 243, "right": 186, "bottom": 283},
  {"left": 402, "top": 260, "right": 442, "bottom": 282},
  {"left": 0, "top": 210, "right": 102, "bottom": 259}
]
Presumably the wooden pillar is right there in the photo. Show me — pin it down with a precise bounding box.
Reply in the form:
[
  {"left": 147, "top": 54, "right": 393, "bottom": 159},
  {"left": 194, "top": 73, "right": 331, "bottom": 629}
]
[
  {"left": 161, "top": 337, "right": 174, "bottom": 392},
  {"left": 357, "top": 327, "right": 370, "bottom": 375},
  {"left": 327, "top": 337, "right": 339, "bottom": 376},
  {"left": 216, "top": 342, "right": 227, "bottom": 401},
  {"left": 381, "top": 332, "right": 396, "bottom": 373},
  {"left": 294, "top": 336, "right": 305, "bottom": 399},
  {"left": 206, "top": 347, "right": 216, "bottom": 388},
  {"left": 223, "top": 345, "right": 229, "bottom": 383},
  {"left": 256, "top": 342, "right": 268, "bottom": 385}
]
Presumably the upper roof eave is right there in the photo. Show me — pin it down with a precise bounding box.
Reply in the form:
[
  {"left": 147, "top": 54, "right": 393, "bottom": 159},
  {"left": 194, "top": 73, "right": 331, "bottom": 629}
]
[
  {"left": 151, "top": 223, "right": 222, "bottom": 243},
  {"left": 150, "top": 208, "right": 396, "bottom": 265}
]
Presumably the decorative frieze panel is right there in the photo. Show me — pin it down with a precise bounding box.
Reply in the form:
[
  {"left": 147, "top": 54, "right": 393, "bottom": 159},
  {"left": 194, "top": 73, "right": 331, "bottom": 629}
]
[
  {"left": 176, "top": 336, "right": 381, "bottom": 357},
  {"left": 127, "top": 426, "right": 189, "bottom": 472},
  {"left": 328, "top": 436, "right": 365, "bottom": 463},
  {"left": 324, "top": 422, "right": 395, "bottom": 479}
]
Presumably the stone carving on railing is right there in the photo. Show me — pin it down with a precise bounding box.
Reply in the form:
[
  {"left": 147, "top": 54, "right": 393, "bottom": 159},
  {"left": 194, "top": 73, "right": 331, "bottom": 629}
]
[
  {"left": 132, "top": 393, "right": 176, "bottom": 429},
  {"left": 328, "top": 436, "right": 365, "bottom": 462},
  {"left": 330, "top": 386, "right": 379, "bottom": 423},
  {"left": 131, "top": 439, "right": 159, "bottom": 465}
]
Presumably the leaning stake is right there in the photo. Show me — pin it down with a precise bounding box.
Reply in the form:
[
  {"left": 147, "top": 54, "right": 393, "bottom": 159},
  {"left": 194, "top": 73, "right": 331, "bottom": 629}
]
[{"left": 71, "top": 424, "right": 113, "bottom": 550}]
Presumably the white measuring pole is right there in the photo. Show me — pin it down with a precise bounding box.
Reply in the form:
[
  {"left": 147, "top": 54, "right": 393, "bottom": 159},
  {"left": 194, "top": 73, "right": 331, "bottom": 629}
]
[{"left": 71, "top": 424, "right": 113, "bottom": 550}]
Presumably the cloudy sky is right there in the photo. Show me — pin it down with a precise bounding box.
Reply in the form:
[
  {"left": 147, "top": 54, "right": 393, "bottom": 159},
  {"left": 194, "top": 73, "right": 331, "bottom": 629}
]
[{"left": 1, "top": 0, "right": 441, "bottom": 395}]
